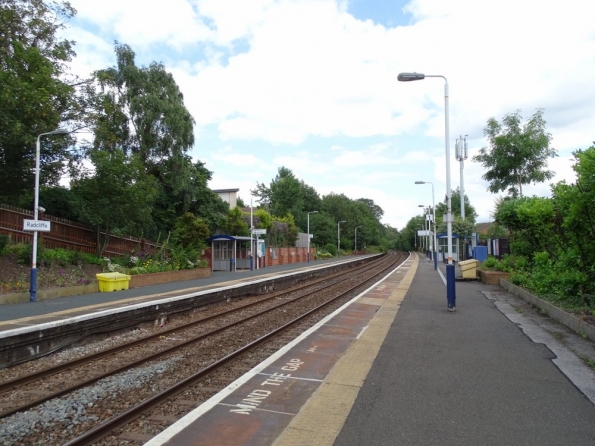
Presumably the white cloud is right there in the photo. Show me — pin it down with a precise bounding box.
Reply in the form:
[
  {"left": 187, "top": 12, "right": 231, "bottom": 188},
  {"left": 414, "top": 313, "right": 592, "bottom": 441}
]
[{"left": 62, "top": 0, "right": 595, "bottom": 230}]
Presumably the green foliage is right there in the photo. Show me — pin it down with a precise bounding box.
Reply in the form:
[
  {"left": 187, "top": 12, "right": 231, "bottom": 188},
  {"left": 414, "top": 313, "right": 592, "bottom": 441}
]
[
  {"left": 435, "top": 188, "right": 478, "bottom": 224},
  {"left": 223, "top": 206, "right": 250, "bottom": 236},
  {"left": 0, "top": 234, "right": 7, "bottom": 253},
  {"left": 7, "top": 242, "right": 32, "bottom": 264},
  {"left": 315, "top": 251, "right": 334, "bottom": 260},
  {"left": 266, "top": 214, "right": 298, "bottom": 247},
  {"left": 254, "top": 208, "right": 273, "bottom": 230},
  {"left": 40, "top": 248, "right": 73, "bottom": 267},
  {"left": 171, "top": 213, "right": 210, "bottom": 251},
  {"left": 72, "top": 150, "right": 158, "bottom": 255},
  {"left": 481, "top": 256, "right": 499, "bottom": 269},
  {"left": 0, "top": 0, "right": 78, "bottom": 204},
  {"left": 486, "top": 222, "right": 508, "bottom": 239},
  {"left": 472, "top": 109, "right": 556, "bottom": 198},
  {"left": 39, "top": 186, "right": 83, "bottom": 221},
  {"left": 324, "top": 243, "right": 337, "bottom": 256},
  {"left": 494, "top": 196, "right": 556, "bottom": 260}
]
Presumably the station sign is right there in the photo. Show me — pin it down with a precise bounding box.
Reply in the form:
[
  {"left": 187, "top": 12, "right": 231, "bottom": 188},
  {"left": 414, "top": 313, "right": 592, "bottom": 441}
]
[
  {"left": 417, "top": 230, "right": 432, "bottom": 236},
  {"left": 252, "top": 229, "right": 267, "bottom": 235},
  {"left": 23, "top": 219, "right": 51, "bottom": 232}
]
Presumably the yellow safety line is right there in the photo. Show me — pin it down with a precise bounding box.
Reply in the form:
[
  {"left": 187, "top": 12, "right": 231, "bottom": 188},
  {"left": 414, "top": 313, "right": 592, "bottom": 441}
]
[{"left": 273, "top": 255, "right": 419, "bottom": 446}]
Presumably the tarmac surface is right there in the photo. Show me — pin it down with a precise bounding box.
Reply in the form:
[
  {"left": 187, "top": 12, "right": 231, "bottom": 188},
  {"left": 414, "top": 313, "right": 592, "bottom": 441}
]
[{"left": 332, "top": 254, "right": 595, "bottom": 446}]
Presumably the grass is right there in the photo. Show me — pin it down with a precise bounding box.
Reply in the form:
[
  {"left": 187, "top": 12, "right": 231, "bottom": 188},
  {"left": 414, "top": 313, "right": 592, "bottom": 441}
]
[{"left": 578, "top": 354, "right": 595, "bottom": 370}]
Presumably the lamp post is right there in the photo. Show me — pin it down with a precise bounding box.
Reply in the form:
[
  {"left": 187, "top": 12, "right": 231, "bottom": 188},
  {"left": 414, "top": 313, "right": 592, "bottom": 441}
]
[
  {"left": 415, "top": 181, "right": 437, "bottom": 270},
  {"left": 307, "top": 211, "right": 318, "bottom": 262},
  {"left": 399, "top": 72, "right": 455, "bottom": 311},
  {"left": 337, "top": 221, "right": 346, "bottom": 258},
  {"left": 417, "top": 204, "right": 428, "bottom": 255},
  {"left": 354, "top": 226, "right": 361, "bottom": 254},
  {"left": 30, "top": 128, "right": 69, "bottom": 302}
]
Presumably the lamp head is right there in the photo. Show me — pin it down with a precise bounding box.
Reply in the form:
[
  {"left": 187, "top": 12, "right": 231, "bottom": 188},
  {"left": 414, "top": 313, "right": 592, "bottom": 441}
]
[
  {"left": 398, "top": 72, "right": 425, "bottom": 82},
  {"left": 49, "top": 128, "right": 69, "bottom": 135},
  {"left": 415, "top": 181, "right": 425, "bottom": 184},
  {"left": 309, "top": 210, "right": 318, "bottom": 214}
]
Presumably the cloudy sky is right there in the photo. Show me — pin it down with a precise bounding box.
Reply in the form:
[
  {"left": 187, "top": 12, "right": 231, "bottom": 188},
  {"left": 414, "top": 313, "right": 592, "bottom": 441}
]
[{"left": 61, "top": 0, "right": 595, "bottom": 229}]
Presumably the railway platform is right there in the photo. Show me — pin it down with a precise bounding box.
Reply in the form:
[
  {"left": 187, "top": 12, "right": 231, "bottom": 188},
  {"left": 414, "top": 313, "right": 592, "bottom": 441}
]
[
  {"left": 0, "top": 256, "right": 358, "bottom": 329},
  {"left": 147, "top": 252, "right": 595, "bottom": 446}
]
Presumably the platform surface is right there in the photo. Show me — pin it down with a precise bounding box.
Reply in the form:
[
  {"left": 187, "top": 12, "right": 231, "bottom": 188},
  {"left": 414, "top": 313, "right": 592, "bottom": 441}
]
[{"left": 150, "top": 253, "right": 595, "bottom": 446}]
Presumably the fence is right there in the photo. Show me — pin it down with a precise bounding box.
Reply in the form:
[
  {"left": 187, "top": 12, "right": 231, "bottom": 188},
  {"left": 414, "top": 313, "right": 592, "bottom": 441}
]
[{"left": 0, "top": 204, "right": 160, "bottom": 257}]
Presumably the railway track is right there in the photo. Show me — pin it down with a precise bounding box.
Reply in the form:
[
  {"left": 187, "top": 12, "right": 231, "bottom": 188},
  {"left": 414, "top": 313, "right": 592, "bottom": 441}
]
[{"left": 0, "top": 251, "right": 407, "bottom": 445}]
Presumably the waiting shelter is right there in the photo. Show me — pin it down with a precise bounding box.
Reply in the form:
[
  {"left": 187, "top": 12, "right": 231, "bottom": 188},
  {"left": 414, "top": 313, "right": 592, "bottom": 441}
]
[
  {"left": 437, "top": 232, "right": 460, "bottom": 262},
  {"left": 207, "top": 235, "right": 264, "bottom": 271}
]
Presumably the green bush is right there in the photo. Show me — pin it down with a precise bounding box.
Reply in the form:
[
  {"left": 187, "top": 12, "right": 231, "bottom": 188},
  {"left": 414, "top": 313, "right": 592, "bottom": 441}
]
[
  {"left": 0, "top": 233, "right": 8, "bottom": 253},
  {"left": 324, "top": 243, "right": 337, "bottom": 257},
  {"left": 315, "top": 251, "right": 334, "bottom": 260},
  {"left": 8, "top": 242, "right": 33, "bottom": 264},
  {"left": 481, "top": 256, "right": 498, "bottom": 269},
  {"left": 40, "top": 248, "right": 73, "bottom": 267}
]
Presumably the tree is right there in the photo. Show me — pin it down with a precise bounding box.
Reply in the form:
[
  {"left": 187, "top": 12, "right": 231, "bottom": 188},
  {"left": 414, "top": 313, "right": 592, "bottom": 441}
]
[
  {"left": 472, "top": 109, "right": 556, "bottom": 198},
  {"left": 171, "top": 212, "right": 210, "bottom": 251},
  {"left": 223, "top": 206, "right": 250, "bottom": 236},
  {"left": 0, "top": 0, "right": 77, "bottom": 203},
  {"left": 71, "top": 150, "right": 158, "bottom": 256},
  {"left": 435, "top": 188, "right": 477, "bottom": 224},
  {"left": 87, "top": 43, "right": 207, "bottom": 238}
]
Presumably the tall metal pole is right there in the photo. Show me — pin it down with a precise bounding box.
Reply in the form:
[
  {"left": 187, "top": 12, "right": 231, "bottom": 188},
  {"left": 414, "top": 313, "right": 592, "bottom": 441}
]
[
  {"left": 30, "top": 128, "right": 68, "bottom": 302},
  {"left": 337, "top": 220, "right": 346, "bottom": 257},
  {"left": 456, "top": 135, "right": 468, "bottom": 220},
  {"left": 442, "top": 77, "right": 456, "bottom": 311},
  {"left": 355, "top": 226, "right": 361, "bottom": 254},
  {"left": 307, "top": 211, "right": 318, "bottom": 262},
  {"left": 399, "top": 72, "right": 455, "bottom": 310}
]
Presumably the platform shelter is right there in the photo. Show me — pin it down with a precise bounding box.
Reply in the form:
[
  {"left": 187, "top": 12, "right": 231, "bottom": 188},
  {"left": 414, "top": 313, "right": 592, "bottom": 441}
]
[
  {"left": 437, "top": 232, "right": 460, "bottom": 262},
  {"left": 208, "top": 235, "right": 265, "bottom": 271}
]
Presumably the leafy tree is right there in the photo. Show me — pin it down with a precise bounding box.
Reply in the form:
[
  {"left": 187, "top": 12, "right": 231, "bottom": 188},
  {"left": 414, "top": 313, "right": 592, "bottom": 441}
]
[
  {"left": 223, "top": 206, "right": 250, "bottom": 236},
  {"left": 71, "top": 150, "right": 158, "bottom": 256},
  {"left": 551, "top": 144, "right": 595, "bottom": 286},
  {"left": 493, "top": 196, "right": 556, "bottom": 259},
  {"left": 435, "top": 188, "right": 477, "bottom": 224},
  {"left": 254, "top": 208, "right": 273, "bottom": 230},
  {"left": 0, "top": 0, "right": 78, "bottom": 203},
  {"left": 308, "top": 212, "right": 337, "bottom": 248},
  {"left": 472, "top": 109, "right": 556, "bottom": 198},
  {"left": 267, "top": 214, "right": 299, "bottom": 247},
  {"left": 38, "top": 186, "right": 82, "bottom": 221},
  {"left": 85, "top": 43, "right": 219, "bottom": 238},
  {"left": 171, "top": 212, "right": 210, "bottom": 251}
]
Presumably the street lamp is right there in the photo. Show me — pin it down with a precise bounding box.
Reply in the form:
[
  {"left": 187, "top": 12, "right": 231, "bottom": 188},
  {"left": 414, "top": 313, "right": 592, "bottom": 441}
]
[
  {"left": 337, "top": 221, "right": 346, "bottom": 258},
  {"left": 399, "top": 71, "right": 455, "bottom": 311},
  {"left": 418, "top": 205, "right": 429, "bottom": 254},
  {"left": 354, "top": 226, "right": 361, "bottom": 254},
  {"left": 307, "top": 211, "right": 318, "bottom": 262},
  {"left": 30, "top": 128, "right": 69, "bottom": 302},
  {"left": 415, "top": 181, "right": 437, "bottom": 270}
]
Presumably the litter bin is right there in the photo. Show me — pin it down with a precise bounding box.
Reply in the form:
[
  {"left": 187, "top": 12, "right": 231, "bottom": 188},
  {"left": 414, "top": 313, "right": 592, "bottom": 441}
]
[
  {"left": 458, "top": 259, "right": 478, "bottom": 279},
  {"left": 96, "top": 272, "right": 131, "bottom": 292}
]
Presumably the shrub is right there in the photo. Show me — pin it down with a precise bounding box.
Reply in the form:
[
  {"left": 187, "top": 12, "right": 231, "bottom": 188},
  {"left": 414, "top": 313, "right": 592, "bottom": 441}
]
[
  {"left": 0, "top": 233, "right": 8, "bottom": 253},
  {"left": 41, "top": 248, "right": 73, "bottom": 267},
  {"left": 316, "top": 251, "right": 334, "bottom": 260},
  {"left": 8, "top": 242, "right": 33, "bottom": 265},
  {"left": 481, "top": 257, "right": 498, "bottom": 270},
  {"left": 324, "top": 243, "right": 337, "bottom": 257}
]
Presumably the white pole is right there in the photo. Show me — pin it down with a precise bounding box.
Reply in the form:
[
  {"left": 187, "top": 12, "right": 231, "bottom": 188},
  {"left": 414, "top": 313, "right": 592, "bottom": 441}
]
[{"left": 30, "top": 128, "right": 68, "bottom": 302}]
